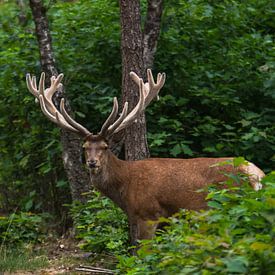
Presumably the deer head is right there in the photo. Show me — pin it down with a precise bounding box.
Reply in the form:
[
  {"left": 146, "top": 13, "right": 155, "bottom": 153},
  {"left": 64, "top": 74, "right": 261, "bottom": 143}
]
[{"left": 26, "top": 69, "right": 166, "bottom": 173}]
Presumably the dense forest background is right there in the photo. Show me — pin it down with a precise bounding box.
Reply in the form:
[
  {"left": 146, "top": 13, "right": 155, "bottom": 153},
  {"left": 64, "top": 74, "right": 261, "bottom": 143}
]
[{"left": 0, "top": 0, "right": 274, "bottom": 273}]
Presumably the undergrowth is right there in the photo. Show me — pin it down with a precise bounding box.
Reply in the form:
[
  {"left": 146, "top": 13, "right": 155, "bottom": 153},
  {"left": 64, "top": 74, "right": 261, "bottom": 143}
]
[
  {"left": 71, "top": 191, "right": 129, "bottom": 254},
  {"left": 0, "top": 211, "right": 48, "bottom": 246}
]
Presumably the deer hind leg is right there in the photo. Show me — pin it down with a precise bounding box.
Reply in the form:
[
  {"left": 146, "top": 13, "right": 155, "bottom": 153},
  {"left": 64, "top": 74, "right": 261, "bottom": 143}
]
[{"left": 240, "top": 162, "right": 265, "bottom": 191}]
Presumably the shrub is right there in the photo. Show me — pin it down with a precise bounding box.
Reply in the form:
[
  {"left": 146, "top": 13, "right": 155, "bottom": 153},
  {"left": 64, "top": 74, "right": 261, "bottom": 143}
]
[
  {"left": 0, "top": 212, "right": 47, "bottom": 246},
  {"left": 71, "top": 191, "right": 129, "bottom": 254}
]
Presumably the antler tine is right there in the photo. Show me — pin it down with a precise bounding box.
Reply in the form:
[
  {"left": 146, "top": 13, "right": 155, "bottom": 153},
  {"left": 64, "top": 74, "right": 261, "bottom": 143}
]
[
  {"left": 38, "top": 94, "right": 78, "bottom": 133},
  {"left": 144, "top": 69, "right": 166, "bottom": 107},
  {"left": 130, "top": 69, "right": 166, "bottom": 108},
  {"left": 99, "top": 97, "right": 119, "bottom": 137},
  {"left": 26, "top": 73, "right": 39, "bottom": 98},
  {"left": 32, "top": 75, "right": 37, "bottom": 91},
  {"left": 101, "top": 69, "right": 165, "bottom": 138},
  {"left": 46, "top": 74, "right": 64, "bottom": 98},
  {"left": 26, "top": 72, "right": 91, "bottom": 137},
  {"left": 60, "top": 99, "right": 91, "bottom": 136},
  {"left": 38, "top": 72, "right": 45, "bottom": 96},
  {"left": 106, "top": 102, "right": 129, "bottom": 136},
  {"left": 35, "top": 73, "right": 62, "bottom": 116},
  {"left": 37, "top": 94, "right": 57, "bottom": 123},
  {"left": 112, "top": 78, "right": 145, "bottom": 135},
  {"left": 39, "top": 74, "right": 64, "bottom": 115}
]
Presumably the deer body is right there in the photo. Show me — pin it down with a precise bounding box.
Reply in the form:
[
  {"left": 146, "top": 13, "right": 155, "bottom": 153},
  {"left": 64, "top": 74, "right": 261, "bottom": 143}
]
[
  {"left": 26, "top": 69, "right": 264, "bottom": 245},
  {"left": 84, "top": 139, "right": 263, "bottom": 242}
]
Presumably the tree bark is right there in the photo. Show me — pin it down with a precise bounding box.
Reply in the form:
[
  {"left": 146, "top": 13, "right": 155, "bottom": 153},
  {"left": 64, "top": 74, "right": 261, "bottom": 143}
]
[
  {"left": 143, "top": 0, "right": 163, "bottom": 70},
  {"left": 119, "top": 0, "right": 150, "bottom": 160},
  {"left": 119, "top": 0, "right": 163, "bottom": 160},
  {"left": 29, "top": 0, "right": 90, "bottom": 202}
]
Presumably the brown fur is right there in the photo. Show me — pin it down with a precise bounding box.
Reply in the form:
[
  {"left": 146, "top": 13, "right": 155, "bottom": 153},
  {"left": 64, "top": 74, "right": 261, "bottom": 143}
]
[{"left": 84, "top": 136, "right": 264, "bottom": 245}]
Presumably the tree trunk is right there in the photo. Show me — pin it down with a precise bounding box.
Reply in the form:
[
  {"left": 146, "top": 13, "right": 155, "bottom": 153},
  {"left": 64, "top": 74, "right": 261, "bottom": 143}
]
[
  {"left": 119, "top": 0, "right": 163, "bottom": 160},
  {"left": 143, "top": 0, "right": 163, "bottom": 70},
  {"left": 119, "top": 0, "right": 150, "bottom": 160},
  {"left": 29, "top": 0, "right": 90, "bottom": 203}
]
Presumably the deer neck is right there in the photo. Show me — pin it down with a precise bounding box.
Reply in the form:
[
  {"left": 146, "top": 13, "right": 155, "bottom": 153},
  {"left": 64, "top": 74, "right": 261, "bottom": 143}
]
[{"left": 89, "top": 150, "right": 128, "bottom": 210}]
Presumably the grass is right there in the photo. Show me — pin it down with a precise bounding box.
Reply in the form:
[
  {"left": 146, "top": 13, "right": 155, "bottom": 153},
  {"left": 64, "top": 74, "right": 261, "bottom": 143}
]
[
  {"left": 0, "top": 246, "right": 49, "bottom": 273},
  {"left": 0, "top": 244, "right": 116, "bottom": 274}
]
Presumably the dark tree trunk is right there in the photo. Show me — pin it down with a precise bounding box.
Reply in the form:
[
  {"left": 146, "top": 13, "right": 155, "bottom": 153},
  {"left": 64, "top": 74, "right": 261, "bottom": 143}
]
[
  {"left": 119, "top": 0, "right": 163, "bottom": 160},
  {"left": 119, "top": 0, "right": 150, "bottom": 160},
  {"left": 29, "top": 0, "right": 90, "bottom": 202},
  {"left": 143, "top": 0, "right": 163, "bottom": 70}
]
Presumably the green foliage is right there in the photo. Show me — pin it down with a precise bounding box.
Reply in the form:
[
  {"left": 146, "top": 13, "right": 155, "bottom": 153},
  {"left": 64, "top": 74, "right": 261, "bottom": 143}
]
[
  {"left": 0, "top": 212, "right": 47, "bottom": 245},
  {"left": 0, "top": 0, "right": 121, "bottom": 215},
  {"left": 149, "top": 0, "right": 275, "bottom": 171},
  {"left": 0, "top": 0, "right": 274, "bottom": 236},
  {"left": 117, "top": 171, "right": 275, "bottom": 274},
  {"left": 0, "top": 1, "right": 73, "bottom": 214},
  {"left": 71, "top": 191, "right": 129, "bottom": 254}
]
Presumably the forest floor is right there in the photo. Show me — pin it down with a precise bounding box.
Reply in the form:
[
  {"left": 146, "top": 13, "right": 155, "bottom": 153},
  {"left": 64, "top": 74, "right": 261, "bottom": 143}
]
[{"left": 1, "top": 237, "right": 117, "bottom": 275}]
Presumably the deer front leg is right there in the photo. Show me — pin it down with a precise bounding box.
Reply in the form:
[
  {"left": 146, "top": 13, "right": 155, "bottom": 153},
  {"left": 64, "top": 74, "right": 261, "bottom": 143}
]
[{"left": 129, "top": 217, "right": 159, "bottom": 247}]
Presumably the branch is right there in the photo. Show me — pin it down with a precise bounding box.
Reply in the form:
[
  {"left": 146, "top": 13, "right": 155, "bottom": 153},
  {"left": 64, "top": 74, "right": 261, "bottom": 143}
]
[{"left": 75, "top": 266, "right": 114, "bottom": 274}]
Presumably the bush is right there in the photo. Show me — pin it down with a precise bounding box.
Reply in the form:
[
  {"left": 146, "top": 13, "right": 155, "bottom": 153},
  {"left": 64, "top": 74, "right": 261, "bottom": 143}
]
[
  {"left": 71, "top": 191, "right": 129, "bottom": 254},
  {"left": 117, "top": 171, "right": 275, "bottom": 274},
  {"left": 0, "top": 212, "right": 47, "bottom": 246}
]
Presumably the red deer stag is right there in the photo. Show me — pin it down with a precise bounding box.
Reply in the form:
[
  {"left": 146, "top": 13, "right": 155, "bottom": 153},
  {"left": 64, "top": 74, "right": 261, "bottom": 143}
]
[{"left": 26, "top": 70, "right": 264, "bottom": 245}]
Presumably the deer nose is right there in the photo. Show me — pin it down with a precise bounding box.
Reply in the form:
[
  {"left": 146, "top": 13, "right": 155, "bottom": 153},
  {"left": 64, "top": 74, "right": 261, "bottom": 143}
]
[{"left": 87, "top": 160, "right": 97, "bottom": 168}]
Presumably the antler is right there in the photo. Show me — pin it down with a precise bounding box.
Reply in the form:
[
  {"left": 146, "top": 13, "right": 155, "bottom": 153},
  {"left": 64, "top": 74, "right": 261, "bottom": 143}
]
[
  {"left": 130, "top": 69, "right": 166, "bottom": 108},
  {"left": 26, "top": 72, "right": 91, "bottom": 137},
  {"left": 99, "top": 69, "right": 166, "bottom": 138},
  {"left": 27, "top": 69, "right": 165, "bottom": 140}
]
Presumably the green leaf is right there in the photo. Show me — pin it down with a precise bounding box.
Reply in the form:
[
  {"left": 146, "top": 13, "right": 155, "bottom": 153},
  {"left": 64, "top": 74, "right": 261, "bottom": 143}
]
[
  {"left": 207, "top": 201, "right": 223, "bottom": 209},
  {"left": 250, "top": 242, "right": 272, "bottom": 251},
  {"left": 181, "top": 144, "right": 193, "bottom": 156},
  {"left": 24, "top": 200, "right": 33, "bottom": 211},
  {"left": 223, "top": 257, "right": 248, "bottom": 273},
  {"left": 19, "top": 155, "right": 30, "bottom": 168},
  {"left": 233, "top": 157, "right": 248, "bottom": 167},
  {"left": 56, "top": 180, "right": 68, "bottom": 188},
  {"left": 170, "top": 144, "right": 181, "bottom": 157},
  {"left": 75, "top": 111, "right": 86, "bottom": 118}
]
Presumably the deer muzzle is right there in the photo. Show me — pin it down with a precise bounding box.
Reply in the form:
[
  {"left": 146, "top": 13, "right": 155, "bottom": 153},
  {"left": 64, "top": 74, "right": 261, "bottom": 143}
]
[{"left": 87, "top": 160, "right": 97, "bottom": 169}]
